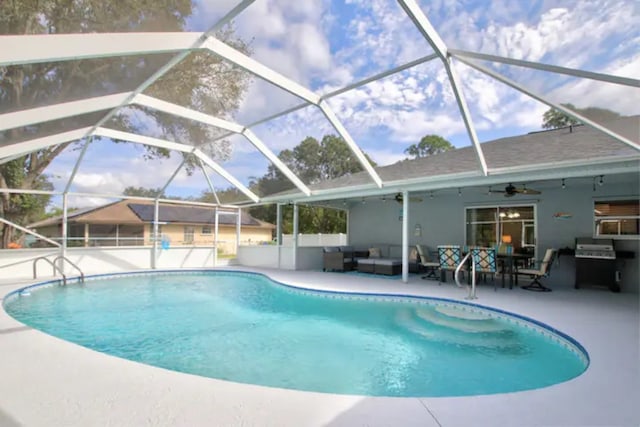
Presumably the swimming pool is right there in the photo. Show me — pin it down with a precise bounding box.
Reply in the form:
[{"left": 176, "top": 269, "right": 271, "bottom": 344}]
[{"left": 4, "top": 271, "right": 588, "bottom": 397}]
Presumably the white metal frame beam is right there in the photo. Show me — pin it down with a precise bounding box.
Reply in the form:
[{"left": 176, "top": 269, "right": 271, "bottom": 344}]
[
  {"left": 242, "top": 129, "right": 311, "bottom": 195},
  {"left": 195, "top": 149, "right": 259, "bottom": 203},
  {"left": 63, "top": 0, "right": 256, "bottom": 197},
  {"left": 132, "top": 94, "right": 244, "bottom": 133},
  {"left": 0, "top": 92, "right": 132, "bottom": 132},
  {"left": 398, "top": 0, "right": 488, "bottom": 175},
  {"left": 198, "top": 158, "right": 221, "bottom": 205},
  {"left": 0, "top": 33, "right": 202, "bottom": 67},
  {"left": 202, "top": 36, "right": 383, "bottom": 188},
  {"left": 93, "top": 127, "right": 260, "bottom": 202},
  {"left": 457, "top": 58, "right": 640, "bottom": 152},
  {"left": 450, "top": 49, "right": 640, "bottom": 88},
  {"left": 0, "top": 127, "right": 92, "bottom": 159},
  {"left": 208, "top": 53, "right": 440, "bottom": 144},
  {"left": 133, "top": 94, "right": 310, "bottom": 195}
]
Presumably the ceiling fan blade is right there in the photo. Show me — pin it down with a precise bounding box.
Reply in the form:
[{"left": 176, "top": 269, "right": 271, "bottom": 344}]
[
  {"left": 518, "top": 188, "right": 541, "bottom": 195},
  {"left": 409, "top": 196, "right": 423, "bottom": 202},
  {"left": 504, "top": 192, "right": 516, "bottom": 197}
]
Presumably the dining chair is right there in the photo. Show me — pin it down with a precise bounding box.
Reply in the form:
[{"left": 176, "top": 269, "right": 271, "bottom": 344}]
[
  {"left": 437, "top": 245, "right": 463, "bottom": 284},
  {"left": 471, "top": 246, "right": 498, "bottom": 291}
]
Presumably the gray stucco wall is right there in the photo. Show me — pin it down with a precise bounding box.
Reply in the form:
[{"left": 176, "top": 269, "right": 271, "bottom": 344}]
[{"left": 349, "top": 175, "right": 639, "bottom": 293}]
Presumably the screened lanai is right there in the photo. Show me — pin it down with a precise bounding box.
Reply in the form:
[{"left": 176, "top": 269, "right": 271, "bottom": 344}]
[{"left": 0, "top": 0, "right": 639, "bottom": 283}]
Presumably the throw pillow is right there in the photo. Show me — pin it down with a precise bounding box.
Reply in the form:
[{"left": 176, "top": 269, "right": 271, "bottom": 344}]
[{"left": 369, "top": 247, "right": 381, "bottom": 258}]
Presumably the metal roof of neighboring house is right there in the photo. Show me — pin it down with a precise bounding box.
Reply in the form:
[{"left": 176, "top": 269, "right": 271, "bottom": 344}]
[
  {"left": 29, "top": 200, "right": 274, "bottom": 229},
  {"left": 127, "top": 203, "right": 272, "bottom": 227}
]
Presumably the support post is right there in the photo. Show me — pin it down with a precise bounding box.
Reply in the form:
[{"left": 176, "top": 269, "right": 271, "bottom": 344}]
[
  {"left": 292, "top": 203, "right": 299, "bottom": 270},
  {"left": 214, "top": 208, "right": 219, "bottom": 267},
  {"left": 115, "top": 224, "right": 119, "bottom": 247},
  {"left": 84, "top": 223, "right": 89, "bottom": 247},
  {"left": 152, "top": 199, "right": 159, "bottom": 269},
  {"left": 276, "top": 203, "right": 282, "bottom": 268},
  {"left": 236, "top": 207, "right": 241, "bottom": 257},
  {"left": 61, "top": 193, "right": 68, "bottom": 274},
  {"left": 402, "top": 190, "right": 409, "bottom": 283}
]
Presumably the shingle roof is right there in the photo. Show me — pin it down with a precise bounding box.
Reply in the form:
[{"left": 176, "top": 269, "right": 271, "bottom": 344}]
[{"left": 284, "top": 116, "right": 639, "bottom": 193}]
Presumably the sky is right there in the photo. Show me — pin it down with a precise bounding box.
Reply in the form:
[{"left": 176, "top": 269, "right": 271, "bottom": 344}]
[{"left": 42, "top": 0, "right": 640, "bottom": 208}]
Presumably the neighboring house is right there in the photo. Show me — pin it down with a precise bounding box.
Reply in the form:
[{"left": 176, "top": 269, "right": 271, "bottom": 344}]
[{"left": 28, "top": 200, "right": 275, "bottom": 254}]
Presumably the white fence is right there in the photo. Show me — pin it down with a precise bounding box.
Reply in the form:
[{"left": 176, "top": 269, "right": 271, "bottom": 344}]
[{"left": 281, "top": 233, "right": 347, "bottom": 247}]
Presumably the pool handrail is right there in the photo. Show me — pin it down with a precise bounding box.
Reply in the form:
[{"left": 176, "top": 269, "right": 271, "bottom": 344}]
[
  {"left": 53, "top": 256, "right": 85, "bottom": 285},
  {"left": 33, "top": 256, "right": 66, "bottom": 285},
  {"left": 455, "top": 252, "right": 477, "bottom": 299}
]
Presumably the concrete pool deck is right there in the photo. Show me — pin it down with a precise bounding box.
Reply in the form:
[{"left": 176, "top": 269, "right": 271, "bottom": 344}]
[{"left": 1, "top": 267, "right": 638, "bottom": 427}]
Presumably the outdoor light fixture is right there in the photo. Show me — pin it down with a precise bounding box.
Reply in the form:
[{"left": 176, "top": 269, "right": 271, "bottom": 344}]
[
  {"left": 499, "top": 212, "right": 506, "bottom": 218},
  {"left": 414, "top": 223, "right": 422, "bottom": 237},
  {"left": 458, "top": 188, "right": 462, "bottom": 196},
  {"left": 382, "top": 196, "right": 387, "bottom": 202},
  {"left": 430, "top": 192, "right": 434, "bottom": 199},
  {"left": 599, "top": 175, "right": 604, "bottom": 186},
  {"left": 561, "top": 179, "right": 566, "bottom": 189},
  {"left": 502, "top": 235, "right": 512, "bottom": 244}
]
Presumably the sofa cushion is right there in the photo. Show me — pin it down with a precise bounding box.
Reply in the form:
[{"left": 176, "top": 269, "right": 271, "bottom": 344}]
[
  {"left": 323, "top": 246, "right": 340, "bottom": 253},
  {"left": 368, "top": 247, "right": 382, "bottom": 258}
]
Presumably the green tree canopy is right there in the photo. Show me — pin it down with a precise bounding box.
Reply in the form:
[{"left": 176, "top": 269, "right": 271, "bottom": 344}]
[
  {"left": 123, "top": 186, "right": 165, "bottom": 198},
  {"left": 0, "top": 0, "right": 251, "bottom": 247},
  {"left": 249, "top": 134, "right": 376, "bottom": 234},
  {"left": 404, "top": 135, "right": 454, "bottom": 159},
  {"left": 542, "top": 103, "right": 622, "bottom": 129}
]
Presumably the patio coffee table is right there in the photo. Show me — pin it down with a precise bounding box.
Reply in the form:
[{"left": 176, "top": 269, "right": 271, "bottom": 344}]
[{"left": 357, "top": 258, "right": 402, "bottom": 275}]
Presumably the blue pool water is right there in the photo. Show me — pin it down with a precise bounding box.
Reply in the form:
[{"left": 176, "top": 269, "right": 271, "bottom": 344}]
[{"left": 4, "top": 271, "right": 588, "bottom": 397}]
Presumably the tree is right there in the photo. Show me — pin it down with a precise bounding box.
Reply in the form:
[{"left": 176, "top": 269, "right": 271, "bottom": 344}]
[
  {"left": 0, "top": 159, "right": 52, "bottom": 246},
  {"left": 249, "top": 134, "right": 376, "bottom": 233},
  {"left": 123, "top": 186, "right": 165, "bottom": 198},
  {"left": 542, "top": 103, "right": 622, "bottom": 129},
  {"left": 0, "top": 1, "right": 251, "bottom": 247},
  {"left": 404, "top": 135, "right": 454, "bottom": 159}
]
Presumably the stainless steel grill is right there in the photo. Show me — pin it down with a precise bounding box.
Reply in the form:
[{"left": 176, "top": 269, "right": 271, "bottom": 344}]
[
  {"left": 575, "top": 238, "right": 616, "bottom": 260},
  {"left": 574, "top": 238, "right": 618, "bottom": 292}
]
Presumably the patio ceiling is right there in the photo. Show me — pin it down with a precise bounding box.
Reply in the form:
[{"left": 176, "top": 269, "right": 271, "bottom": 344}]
[{"left": 0, "top": 0, "right": 639, "bottom": 207}]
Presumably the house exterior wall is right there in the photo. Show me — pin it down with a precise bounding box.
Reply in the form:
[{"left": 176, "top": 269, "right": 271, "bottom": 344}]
[
  {"left": 349, "top": 175, "right": 639, "bottom": 293},
  {"left": 142, "top": 224, "right": 273, "bottom": 254},
  {"left": 30, "top": 223, "right": 273, "bottom": 253}
]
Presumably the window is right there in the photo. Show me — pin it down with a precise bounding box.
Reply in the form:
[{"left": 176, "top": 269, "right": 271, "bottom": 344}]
[
  {"left": 202, "top": 226, "right": 212, "bottom": 235},
  {"left": 184, "top": 226, "right": 195, "bottom": 244},
  {"left": 466, "top": 205, "right": 536, "bottom": 250},
  {"left": 595, "top": 199, "right": 639, "bottom": 237}
]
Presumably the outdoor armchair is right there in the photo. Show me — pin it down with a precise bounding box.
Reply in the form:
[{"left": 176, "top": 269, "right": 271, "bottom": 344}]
[{"left": 518, "top": 248, "right": 556, "bottom": 292}]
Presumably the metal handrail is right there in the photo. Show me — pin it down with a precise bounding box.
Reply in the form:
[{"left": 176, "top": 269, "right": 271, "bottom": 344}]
[
  {"left": 455, "top": 252, "right": 477, "bottom": 300},
  {"left": 53, "top": 256, "right": 85, "bottom": 284},
  {"left": 33, "top": 256, "right": 67, "bottom": 285}
]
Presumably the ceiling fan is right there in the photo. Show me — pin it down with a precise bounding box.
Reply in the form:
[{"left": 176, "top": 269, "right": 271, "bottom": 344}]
[
  {"left": 489, "top": 183, "right": 541, "bottom": 197},
  {"left": 394, "top": 193, "right": 423, "bottom": 203}
]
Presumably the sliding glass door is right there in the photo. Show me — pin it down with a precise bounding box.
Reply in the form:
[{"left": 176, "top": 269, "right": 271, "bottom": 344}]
[{"left": 465, "top": 205, "right": 536, "bottom": 254}]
